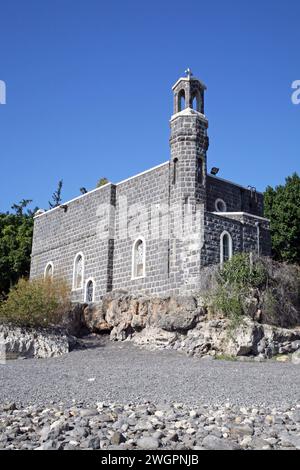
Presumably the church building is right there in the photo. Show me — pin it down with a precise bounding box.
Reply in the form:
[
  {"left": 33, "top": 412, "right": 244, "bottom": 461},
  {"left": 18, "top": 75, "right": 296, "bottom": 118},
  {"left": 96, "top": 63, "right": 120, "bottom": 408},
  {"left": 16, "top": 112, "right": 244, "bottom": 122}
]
[{"left": 30, "top": 70, "right": 271, "bottom": 301}]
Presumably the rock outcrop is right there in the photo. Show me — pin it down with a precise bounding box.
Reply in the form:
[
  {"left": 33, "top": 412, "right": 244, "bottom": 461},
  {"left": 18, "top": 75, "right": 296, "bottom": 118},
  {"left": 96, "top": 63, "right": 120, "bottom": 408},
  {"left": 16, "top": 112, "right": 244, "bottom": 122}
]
[
  {"left": 0, "top": 325, "right": 70, "bottom": 360},
  {"left": 82, "top": 291, "right": 300, "bottom": 360}
]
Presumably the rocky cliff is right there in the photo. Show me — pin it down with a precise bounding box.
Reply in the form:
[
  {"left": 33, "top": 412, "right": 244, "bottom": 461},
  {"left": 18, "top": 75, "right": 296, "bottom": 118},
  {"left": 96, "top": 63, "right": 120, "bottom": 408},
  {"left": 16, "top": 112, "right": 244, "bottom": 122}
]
[{"left": 82, "top": 291, "right": 300, "bottom": 360}]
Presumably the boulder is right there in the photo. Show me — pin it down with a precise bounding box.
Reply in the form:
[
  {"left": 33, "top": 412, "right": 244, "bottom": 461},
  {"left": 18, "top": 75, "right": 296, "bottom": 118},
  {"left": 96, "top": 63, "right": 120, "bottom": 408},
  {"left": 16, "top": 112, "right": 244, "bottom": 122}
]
[
  {"left": 225, "top": 319, "right": 264, "bottom": 356},
  {"left": 82, "top": 292, "right": 203, "bottom": 339},
  {"left": 148, "top": 296, "right": 201, "bottom": 332},
  {"left": 83, "top": 303, "right": 111, "bottom": 333},
  {"left": 132, "top": 327, "right": 178, "bottom": 348}
]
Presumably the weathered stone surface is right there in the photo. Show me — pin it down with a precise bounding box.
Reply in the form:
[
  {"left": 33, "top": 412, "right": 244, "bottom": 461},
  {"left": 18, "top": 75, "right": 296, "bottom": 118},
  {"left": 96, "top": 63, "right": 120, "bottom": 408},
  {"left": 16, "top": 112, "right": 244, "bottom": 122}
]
[
  {"left": 225, "top": 320, "right": 264, "bottom": 356},
  {"left": 81, "top": 292, "right": 300, "bottom": 360},
  {"left": 0, "top": 324, "right": 69, "bottom": 359},
  {"left": 132, "top": 327, "right": 178, "bottom": 348},
  {"left": 84, "top": 292, "right": 204, "bottom": 340},
  {"left": 136, "top": 436, "right": 160, "bottom": 450},
  {"left": 148, "top": 296, "right": 200, "bottom": 332},
  {"left": 292, "top": 350, "right": 300, "bottom": 365}
]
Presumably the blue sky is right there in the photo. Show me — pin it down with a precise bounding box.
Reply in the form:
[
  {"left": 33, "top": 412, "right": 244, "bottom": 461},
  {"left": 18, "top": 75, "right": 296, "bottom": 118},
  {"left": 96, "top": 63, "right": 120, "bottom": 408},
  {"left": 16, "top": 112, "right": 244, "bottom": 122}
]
[{"left": 0, "top": 0, "right": 299, "bottom": 213}]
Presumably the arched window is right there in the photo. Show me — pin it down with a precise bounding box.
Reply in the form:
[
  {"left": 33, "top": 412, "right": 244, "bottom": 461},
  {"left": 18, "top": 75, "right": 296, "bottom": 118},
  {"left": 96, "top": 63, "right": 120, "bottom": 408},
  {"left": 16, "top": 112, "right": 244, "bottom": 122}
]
[
  {"left": 44, "top": 262, "right": 53, "bottom": 280},
  {"left": 192, "top": 91, "right": 201, "bottom": 112},
  {"left": 73, "top": 253, "right": 84, "bottom": 290},
  {"left": 178, "top": 89, "right": 185, "bottom": 112},
  {"left": 220, "top": 231, "right": 233, "bottom": 264},
  {"left": 173, "top": 158, "right": 178, "bottom": 185},
  {"left": 132, "top": 238, "right": 146, "bottom": 279},
  {"left": 85, "top": 279, "right": 95, "bottom": 303}
]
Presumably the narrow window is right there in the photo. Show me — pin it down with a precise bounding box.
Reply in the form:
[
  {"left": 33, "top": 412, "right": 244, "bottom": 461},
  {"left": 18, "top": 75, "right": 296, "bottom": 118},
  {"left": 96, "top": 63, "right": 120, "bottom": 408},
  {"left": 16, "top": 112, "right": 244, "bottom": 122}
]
[
  {"left": 85, "top": 279, "right": 94, "bottom": 303},
  {"left": 178, "top": 90, "right": 185, "bottom": 112},
  {"left": 192, "top": 91, "right": 201, "bottom": 112},
  {"left": 173, "top": 158, "right": 178, "bottom": 184},
  {"left": 192, "top": 95, "right": 198, "bottom": 111},
  {"left": 44, "top": 262, "right": 53, "bottom": 280},
  {"left": 73, "top": 253, "right": 84, "bottom": 289},
  {"left": 197, "top": 158, "right": 203, "bottom": 185},
  {"left": 220, "top": 232, "right": 233, "bottom": 264},
  {"left": 132, "top": 238, "right": 145, "bottom": 279}
]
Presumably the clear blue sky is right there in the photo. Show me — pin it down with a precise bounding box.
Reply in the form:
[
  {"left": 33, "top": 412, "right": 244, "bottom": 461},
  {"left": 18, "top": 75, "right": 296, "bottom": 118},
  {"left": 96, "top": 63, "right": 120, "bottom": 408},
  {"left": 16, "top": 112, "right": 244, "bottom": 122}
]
[{"left": 0, "top": 0, "right": 299, "bottom": 213}]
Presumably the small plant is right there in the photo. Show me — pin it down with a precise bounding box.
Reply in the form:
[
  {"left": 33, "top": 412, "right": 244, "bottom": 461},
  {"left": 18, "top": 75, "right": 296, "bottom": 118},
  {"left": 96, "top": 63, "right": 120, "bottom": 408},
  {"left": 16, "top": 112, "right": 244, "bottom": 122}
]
[
  {"left": 211, "top": 284, "right": 244, "bottom": 329},
  {"left": 0, "top": 277, "right": 71, "bottom": 328},
  {"left": 214, "top": 354, "right": 237, "bottom": 362},
  {"left": 96, "top": 177, "right": 109, "bottom": 188}
]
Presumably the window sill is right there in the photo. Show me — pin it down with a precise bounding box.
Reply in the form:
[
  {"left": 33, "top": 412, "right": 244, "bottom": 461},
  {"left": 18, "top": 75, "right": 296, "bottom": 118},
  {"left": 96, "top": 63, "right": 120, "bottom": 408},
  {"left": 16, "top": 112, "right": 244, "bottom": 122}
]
[{"left": 131, "top": 275, "right": 146, "bottom": 281}]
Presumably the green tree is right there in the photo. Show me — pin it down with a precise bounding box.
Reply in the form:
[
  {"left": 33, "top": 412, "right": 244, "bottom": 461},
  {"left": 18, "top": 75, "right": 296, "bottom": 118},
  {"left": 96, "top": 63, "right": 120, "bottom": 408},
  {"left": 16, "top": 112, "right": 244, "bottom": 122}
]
[
  {"left": 0, "top": 203, "right": 34, "bottom": 297},
  {"left": 11, "top": 199, "right": 32, "bottom": 216},
  {"left": 96, "top": 177, "right": 109, "bottom": 188},
  {"left": 264, "top": 173, "right": 300, "bottom": 264},
  {"left": 49, "top": 179, "right": 63, "bottom": 208}
]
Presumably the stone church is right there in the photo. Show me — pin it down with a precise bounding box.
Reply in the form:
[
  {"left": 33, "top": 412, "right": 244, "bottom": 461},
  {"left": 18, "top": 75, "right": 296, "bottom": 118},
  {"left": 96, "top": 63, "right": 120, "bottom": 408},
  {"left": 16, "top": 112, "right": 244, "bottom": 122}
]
[{"left": 30, "top": 70, "right": 271, "bottom": 302}]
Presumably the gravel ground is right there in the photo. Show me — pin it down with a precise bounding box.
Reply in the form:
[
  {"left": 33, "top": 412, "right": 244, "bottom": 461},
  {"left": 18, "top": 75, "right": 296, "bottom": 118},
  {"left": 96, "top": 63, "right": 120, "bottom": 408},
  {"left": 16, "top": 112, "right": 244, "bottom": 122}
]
[
  {"left": 2, "top": 401, "right": 300, "bottom": 450},
  {"left": 1, "top": 337, "right": 300, "bottom": 408}
]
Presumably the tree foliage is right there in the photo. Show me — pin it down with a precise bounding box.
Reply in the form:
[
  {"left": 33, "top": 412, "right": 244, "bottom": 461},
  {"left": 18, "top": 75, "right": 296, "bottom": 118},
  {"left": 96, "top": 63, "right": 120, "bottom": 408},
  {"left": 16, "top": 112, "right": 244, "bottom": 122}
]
[
  {"left": 0, "top": 201, "right": 34, "bottom": 297},
  {"left": 96, "top": 177, "right": 109, "bottom": 188},
  {"left": 264, "top": 173, "right": 300, "bottom": 264},
  {"left": 49, "top": 180, "right": 63, "bottom": 208}
]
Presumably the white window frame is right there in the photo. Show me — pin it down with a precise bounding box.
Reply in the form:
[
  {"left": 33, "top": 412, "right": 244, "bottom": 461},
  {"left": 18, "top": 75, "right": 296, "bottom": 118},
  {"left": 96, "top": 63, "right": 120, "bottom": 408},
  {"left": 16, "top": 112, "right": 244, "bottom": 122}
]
[
  {"left": 84, "top": 277, "right": 95, "bottom": 303},
  {"left": 220, "top": 231, "right": 233, "bottom": 264},
  {"left": 72, "top": 252, "right": 85, "bottom": 291},
  {"left": 215, "top": 198, "right": 227, "bottom": 213},
  {"left": 131, "top": 236, "right": 146, "bottom": 280},
  {"left": 44, "top": 262, "right": 54, "bottom": 280}
]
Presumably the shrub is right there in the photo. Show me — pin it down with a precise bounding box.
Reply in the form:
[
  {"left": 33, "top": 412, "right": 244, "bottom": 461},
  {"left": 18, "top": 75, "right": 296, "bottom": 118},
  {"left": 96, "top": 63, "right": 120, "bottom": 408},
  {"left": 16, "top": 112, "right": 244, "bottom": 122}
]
[
  {"left": 211, "top": 284, "right": 244, "bottom": 331},
  {"left": 207, "top": 253, "right": 300, "bottom": 329},
  {"left": 0, "top": 277, "right": 71, "bottom": 328},
  {"left": 217, "top": 253, "right": 267, "bottom": 289}
]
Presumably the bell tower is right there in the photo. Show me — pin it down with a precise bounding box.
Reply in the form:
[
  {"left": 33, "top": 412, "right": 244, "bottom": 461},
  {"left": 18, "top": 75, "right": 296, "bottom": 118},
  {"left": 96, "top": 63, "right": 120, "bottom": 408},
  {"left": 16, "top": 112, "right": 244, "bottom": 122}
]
[
  {"left": 168, "top": 69, "right": 209, "bottom": 293},
  {"left": 170, "top": 68, "right": 209, "bottom": 207}
]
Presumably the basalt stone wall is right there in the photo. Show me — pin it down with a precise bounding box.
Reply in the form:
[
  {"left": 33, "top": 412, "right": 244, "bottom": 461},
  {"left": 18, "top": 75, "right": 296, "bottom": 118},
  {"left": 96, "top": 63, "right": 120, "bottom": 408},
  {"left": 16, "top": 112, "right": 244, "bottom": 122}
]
[
  {"left": 201, "top": 212, "right": 243, "bottom": 266},
  {"left": 112, "top": 163, "right": 173, "bottom": 296},
  {"left": 201, "top": 212, "right": 271, "bottom": 266},
  {"left": 206, "top": 175, "right": 264, "bottom": 216},
  {"left": 29, "top": 74, "right": 271, "bottom": 301},
  {"left": 30, "top": 183, "right": 116, "bottom": 302},
  {"left": 222, "top": 213, "right": 271, "bottom": 257}
]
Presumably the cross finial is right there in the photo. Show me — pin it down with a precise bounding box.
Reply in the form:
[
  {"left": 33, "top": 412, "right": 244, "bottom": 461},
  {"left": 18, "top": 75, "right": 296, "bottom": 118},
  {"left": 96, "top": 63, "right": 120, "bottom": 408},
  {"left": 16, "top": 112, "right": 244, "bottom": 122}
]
[{"left": 185, "top": 68, "right": 193, "bottom": 79}]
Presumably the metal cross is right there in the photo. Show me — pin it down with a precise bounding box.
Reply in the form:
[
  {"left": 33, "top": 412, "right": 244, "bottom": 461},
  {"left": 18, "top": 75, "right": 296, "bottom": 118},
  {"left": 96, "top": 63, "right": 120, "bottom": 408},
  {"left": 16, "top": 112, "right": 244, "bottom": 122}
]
[{"left": 185, "top": 68, "right": 193, "bottom": 79}]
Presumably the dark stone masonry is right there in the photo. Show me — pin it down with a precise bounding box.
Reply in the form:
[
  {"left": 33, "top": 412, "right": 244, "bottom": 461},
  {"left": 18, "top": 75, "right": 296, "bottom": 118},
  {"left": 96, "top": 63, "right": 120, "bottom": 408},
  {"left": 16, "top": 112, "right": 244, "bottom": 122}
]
[{"left": 30, "top": 71, "right": 271, "bottom": 301}]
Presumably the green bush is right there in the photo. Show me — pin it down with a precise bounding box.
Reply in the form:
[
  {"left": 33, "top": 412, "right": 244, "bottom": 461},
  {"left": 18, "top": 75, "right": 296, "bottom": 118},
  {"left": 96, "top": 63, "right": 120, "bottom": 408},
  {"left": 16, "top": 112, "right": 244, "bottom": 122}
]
[
  {"left": 210, "top": 253, "right": 268, "bottom": 330},
  {"left": 0, "top": 277, "right": 71, "bottom": 328},
  {"left": 208, "top": 253, "right": 300, "bottom": 329},
  {"left": 217, "top": 253, "right": 267, "bottom": 289},
  {"left": 210, "top": 284, "right": 245, "bottom": 330}
]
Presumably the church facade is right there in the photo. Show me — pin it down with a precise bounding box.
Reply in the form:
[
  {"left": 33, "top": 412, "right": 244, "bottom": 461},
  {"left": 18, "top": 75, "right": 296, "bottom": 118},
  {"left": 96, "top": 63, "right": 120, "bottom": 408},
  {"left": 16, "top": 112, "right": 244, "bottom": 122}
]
[{"left": 30, "top": 71, "right": 271, "bottom": 302}]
